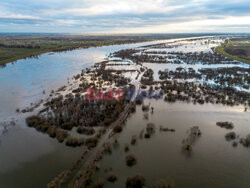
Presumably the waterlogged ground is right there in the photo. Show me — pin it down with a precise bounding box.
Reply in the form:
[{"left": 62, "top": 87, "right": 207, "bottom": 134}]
[
  {"left": 0, "top": 37, "right": 204, "bottom": 188},
  {"left": 91, "top": 37, "right": 250, "bottom": 187},
  {"left": 0, "top": 39, "right": 180, "bottom": 188},
  {"left": 92, "top": 101, "right": 250, "bottom": 188},
  {"left": 0, "top": 36, "right": 249, "bottom": 188}
]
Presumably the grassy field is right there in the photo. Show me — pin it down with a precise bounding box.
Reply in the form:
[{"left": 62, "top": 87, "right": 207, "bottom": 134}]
[
  {"left": 0, "top": 34, "right": 167, "bottom": 65},
  {"left": 215, "top": 39, "right": 250, "bottom": 65}
]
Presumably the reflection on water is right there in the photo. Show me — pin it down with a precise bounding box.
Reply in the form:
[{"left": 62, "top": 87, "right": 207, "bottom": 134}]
[
  {"left": 93, "top": 100, "right": 250, "bottom": 188},
  {"left": 1, "top": 36, "right": 248, "bottom": 188},
  {"left": 0, "top": 38, "right": 204, "bottom": 187}
]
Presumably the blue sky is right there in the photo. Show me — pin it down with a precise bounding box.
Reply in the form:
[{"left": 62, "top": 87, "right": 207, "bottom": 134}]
[{"left": 0, "top": 0, "right": 250, "bottom": 33}]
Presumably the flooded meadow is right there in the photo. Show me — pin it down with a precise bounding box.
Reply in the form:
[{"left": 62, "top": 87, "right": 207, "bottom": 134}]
[{"left": 0, "top": 36, "right": 249, "bottom": 188}]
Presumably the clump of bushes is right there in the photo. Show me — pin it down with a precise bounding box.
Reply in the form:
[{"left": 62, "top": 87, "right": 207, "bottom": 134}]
[
  {"left": 216, "top": 122, "right": 234, "bottom": 129},
  {"left": 225, "top": 132, "right": 236, "bottom": 141},
  {"left": 26, "top": 115, "right": 42, "bottom": 127},
  {"left": 189, "top": 126, "right": 202, "bottom": 137},
  {"left": 144, "top": 123, "right": 155, "bottom": 138},
  {"left": 126, "top": 174, "right": 145, "bottom": 188},
  {"left": 240, "top": 134, "right": 250, "bottom": 147},
  {"left": 56, "top": 129, "right": 68, "bottom": 143},
  {"left": 48, "top": 127, "right": 57, "bottom": 138},
  {"left": 160, "top": 126, "right": 175, "bottom": 132},
  {"left": 106, "top": 173, "right": 118, "bottom": 182},
  {"left": 126, "top": 154, "right": 137, "bottom": 166},
  {"left": 124, "top": 144, "right": 130, "bottom": 152},
  {"left": 85, "top": 136, "right": 99, "bottom": 149},
  {"left": 131, "top": 135, "right": 137, "bottom": 145},
  {"left": 113, "top": 124, "right": 123, "bottom": 133},
  {"left": 77, "top": 126, "right": 95, "bottom": 135},
  {"left": 146, "top": 123, "right": 155, "bottom": 134},
  {"left": 65, "top": 136, "right": 84, "bottom": 147},
  {"left": 93, "top": 179, "right": 104, "bottom": 188},
  {"left": 61, "top": 122, "right": 74, "bottom": 130}
]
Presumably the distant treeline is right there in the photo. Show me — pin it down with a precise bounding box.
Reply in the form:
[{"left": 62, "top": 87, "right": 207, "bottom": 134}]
[{"left": 0, "top": 43, "right": 41, "bottom": 49}]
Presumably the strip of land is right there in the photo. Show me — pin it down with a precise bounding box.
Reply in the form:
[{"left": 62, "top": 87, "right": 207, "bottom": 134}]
[
  {"left": 215, "top": 39, "right": 250, "bottom": 65},
  {"left": 0, "top": 34, "right": 176, "bottom": 66}
]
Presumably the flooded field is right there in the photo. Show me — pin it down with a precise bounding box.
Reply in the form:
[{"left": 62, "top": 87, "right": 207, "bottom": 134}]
[
  {"left": 89, "top": 37, "right": 250, "bottom": 187},
  {"left": 92, "top": 101, "right": 250, "bottom": 188},
  {"left": 0, "top": 39, "right": 180, "bottom": 188},
  {"left": 0, "top": 36, "right": 249, "bottom": 188}
]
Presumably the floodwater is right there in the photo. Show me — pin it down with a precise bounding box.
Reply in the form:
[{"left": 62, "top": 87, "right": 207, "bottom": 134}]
[
  {"left": 0, "top": 37, "right": 205, "bottom": 188},
  {"left": 93, "top": 100, "right": 250, "bottom": 188},
  {"left": 0, "top": 35, "right": 249, "bottom": 188},
  {"left": 92, "top": 37, "right": 250, "bottom": 187}
]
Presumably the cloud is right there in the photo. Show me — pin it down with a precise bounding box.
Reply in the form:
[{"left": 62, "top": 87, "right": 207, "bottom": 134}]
[{"left": 0, "top": 0, "right": 250, "bottom": 33}]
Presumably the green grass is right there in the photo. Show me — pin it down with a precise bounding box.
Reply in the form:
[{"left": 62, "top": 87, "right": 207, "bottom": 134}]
[{"left": 215, "top": 40, "right": 250, "bottom": 65}]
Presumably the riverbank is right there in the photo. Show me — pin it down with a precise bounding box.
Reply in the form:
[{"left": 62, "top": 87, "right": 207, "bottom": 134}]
[
  {"left": 215, "top": 40, "right": 250, "bottom": 65},
  {"left": 1, "top": 36, "right": 249, "bottom": 188},
  {"left": 0, "top": 33, "right": 192, "bottom": 66}
]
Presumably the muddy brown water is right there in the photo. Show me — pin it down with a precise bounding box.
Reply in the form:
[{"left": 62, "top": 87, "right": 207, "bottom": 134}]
[
  {"left": 92, "top": 100, "right": 250, "bottom": 188},
  {"left": 1, "top": 36, "right": 249, "bottom": 188},
  {"left": 0, "top": 38, "right": 199, "bottom": 188}
]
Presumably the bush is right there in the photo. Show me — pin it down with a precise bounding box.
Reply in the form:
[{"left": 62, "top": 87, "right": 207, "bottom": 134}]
[
  {"left": 47, "top": 127, "right": 57, "bottom": 138},
  {"left": 77, "top": 126, "right": 95, "bottom": 135},
  {"left": 26, "top": 115, "right": 42, "bottom": 127},
  {"left": 106, "top": 173, "right": 117, "bottom": 182},
  {"left": 146, "top": 123, "right": 155, "bottom": 134},
  {"left": 93, "top": 179, "right": 104, "bottom": 188},
  {"left": 61, "top": 122, "right": 74, "bottom": 130},
  {"left": 56, "top": 129, "right": 68, "bottom": 143},
  {"left": 113, "top": 124, "right": 123, "bottom": 133},
  {"left": 126, "top": 154, "right": 137, "bottom": 166},
  {"left": 216, "top": 122, "right": 234, "bottom": 129},
  {"left": 131, "top": 135, "right": 137, "bottom": 145},
  {"left": 225, "top": 132, "right": 236, "bottom": 141},
  {"left": 85, "top": 137, "right": 99, "bottom": 149},
  {"left": 65, "top": 136, "right": 84, "bottom": 147},
  {"left": 144, "top": 132, "right": 151, "bottom": 139},
  {"left": 126, "top": 174, "right": 145, "bottom": 188},
  {"left": 124, "top": 144, "right": 130, "bottom": 152}
]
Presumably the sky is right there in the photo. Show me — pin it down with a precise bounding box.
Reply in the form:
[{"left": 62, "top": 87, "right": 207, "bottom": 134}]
[{"left": 0, "top": 0, "right": 250, "bottom": 33}]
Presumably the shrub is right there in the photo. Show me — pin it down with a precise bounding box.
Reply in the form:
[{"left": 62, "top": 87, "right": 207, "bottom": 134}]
[
  {"left": 124, "top": 144, "right": 130, "bottom": 152},
  {"left": 77, "top": 126, "right": 95, "bottom": 135},
  {"left": 131, "top": 135, "right": 137, "bottom": 145},
  {"left": 26, "top": 115, "right": 42, "bottom": 127},
  {"left": 85, "top": 137, "right": 99, "bottom": 149},
  {"left": 225, "top": 132, "right": 236, "bottom": 141},
  {"left": 47, "top": 127, "right": 57, "bottom": 138},
  {"left": 216, "top": 122, "right": 234, "bottom": 129},
  {"left": 113, "top": 124, "right": 123, "bottom": 133},
  {"left": 144, "top": 132, "right": 151, "bottom": 139},
  {"left": 56, "top": 129, "right": 68, "bottom": 143},
  {"left": 126, "top": 174, "right": 145, "bottom": 188},
  {"left": 106, "top": 173, "right": 117, "bottom": 182},
  {"left": 93, "top": 179, "right": 104, "bottom": 188},
  {"left": 126, "top": 154, "right": 137, "bottom": 166},
  {"left": 61, "top": 122, "right": 74, "bottom": 130},
  {"left": 65, "top": 136, "right": 84, "bottom": 147}
]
